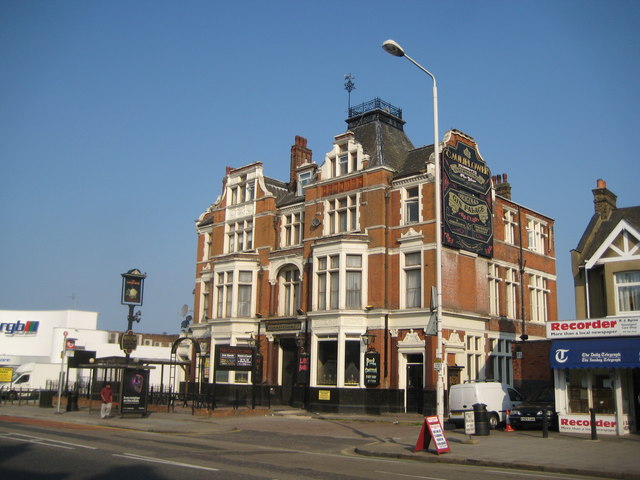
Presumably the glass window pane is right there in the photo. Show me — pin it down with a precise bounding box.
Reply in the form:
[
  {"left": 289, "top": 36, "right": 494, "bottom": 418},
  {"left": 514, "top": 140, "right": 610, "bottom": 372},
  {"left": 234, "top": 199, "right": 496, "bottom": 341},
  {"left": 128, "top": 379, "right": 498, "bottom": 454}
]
[
  {"left": 344, "top": 341, "right": 360, "bottom": 385},
  {"left": 317, "top": 340, "right": 337, "bottom": 385},
  {"left": 346, "top": 271, "right": 361, "bottom": 308},
  {"left": 346, "top": 254, "right": 361, "bottom": 267}
]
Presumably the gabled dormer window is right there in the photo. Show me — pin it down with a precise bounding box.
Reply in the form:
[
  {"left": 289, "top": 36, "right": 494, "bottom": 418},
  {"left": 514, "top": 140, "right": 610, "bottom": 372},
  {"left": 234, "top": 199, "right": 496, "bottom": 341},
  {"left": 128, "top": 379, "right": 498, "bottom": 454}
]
[
  {"left": 229, "top": 176, "right": 255, "bottom": 205},
  {"left": 322, "top": 135, "right": 365, "bottom": 180}
]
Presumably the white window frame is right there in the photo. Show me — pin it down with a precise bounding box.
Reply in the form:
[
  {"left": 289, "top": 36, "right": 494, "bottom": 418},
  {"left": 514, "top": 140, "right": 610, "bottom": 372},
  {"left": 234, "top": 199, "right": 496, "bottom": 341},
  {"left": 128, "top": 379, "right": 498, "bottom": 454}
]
[
  {"left": 489, "top": 338, "right": 513, "bottom": 385},
  {"left": 488, "top": 264, "right": 501, "bottom": 316},
  {"left": 402, "top": 251, "right": 422, "bottom": 309},
  {"left": 403, "top": 186, "right": 420, "bottom": 225},
  {"left": 527, "top": 217, "right": 547, "bottom": 255},
  {"left": 281, "top": 212, "right": 303, "bottom": 247},
  {"left": 505, "top": 267, "right": 518, "bottom": 319},
  {"left": 465, "top": 334, "right": 485, "bottom": 382},
  {"left": 214, "top": 267, "right": 256, "bottom": 319},
  {"left": 313, "top": 246, "right": 368, "bottom": 311},
  {"left": 227, "top": 219, "right": 253, "bottom": 253},
  {"left": 326, "top": 194, "right": 358, "bottom": 235},
  {"left": 615, "top": 271, "right": 640, "bottom": 314},
  {"left": 503, "top": 209, "right": 517, "bottom": 245},
  {"left": 529, "top": 273, "right": 549, "bottom": 322},
  {"left": 278, "top": 266, "right": 301, "bottom": 316},
  {"left": 297, "top": 171, "right": 312, "bottom": 195}
]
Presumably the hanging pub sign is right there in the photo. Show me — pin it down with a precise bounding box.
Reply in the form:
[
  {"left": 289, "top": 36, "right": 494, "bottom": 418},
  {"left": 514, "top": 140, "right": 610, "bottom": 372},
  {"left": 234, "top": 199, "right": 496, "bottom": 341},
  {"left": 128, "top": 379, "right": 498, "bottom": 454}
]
[
  {"left": 215, "top": 345, "right": 254, "bottom": 371},
  {"left": 441, "top": 139, "right": 493, "bottom": 258},
  {"left": 121, "top": 269, "right": 146, "bottom": 306},
  {"left": 120, "top": 367, "right": 149, "bottom": 416},
  {"left": 364, "top": 351, "right": 380, "bottom": 386}
]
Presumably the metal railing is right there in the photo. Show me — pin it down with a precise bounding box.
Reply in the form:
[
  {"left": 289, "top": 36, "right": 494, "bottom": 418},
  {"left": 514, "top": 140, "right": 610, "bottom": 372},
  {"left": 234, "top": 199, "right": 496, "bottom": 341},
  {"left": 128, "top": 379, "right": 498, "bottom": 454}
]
[{"left": 348, "top": 97, "right": 402, "bottom": 119}]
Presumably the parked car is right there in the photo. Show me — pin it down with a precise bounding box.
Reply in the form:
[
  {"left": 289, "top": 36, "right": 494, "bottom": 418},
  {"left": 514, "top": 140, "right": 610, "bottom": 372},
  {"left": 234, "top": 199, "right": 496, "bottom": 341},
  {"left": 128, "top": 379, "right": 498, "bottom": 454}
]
[
  {"left": 449, "top": 381, "right": 523, "bottom": 429},
  {"left": 508, "top": 386, "right": 557, "bottom": 429}
]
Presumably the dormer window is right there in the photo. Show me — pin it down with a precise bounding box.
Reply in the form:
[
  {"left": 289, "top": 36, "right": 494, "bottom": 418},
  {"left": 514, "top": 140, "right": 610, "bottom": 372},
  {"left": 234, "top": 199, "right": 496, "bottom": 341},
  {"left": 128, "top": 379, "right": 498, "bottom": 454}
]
[
  {"left": 229, "top": 177, "right": 255, "bottom": 205},
  {"left": 297, "top": 171, "right": 312, "bottom": 196},
  {"left": 322, "top": 135, "right": 365, "bottom": 180}
]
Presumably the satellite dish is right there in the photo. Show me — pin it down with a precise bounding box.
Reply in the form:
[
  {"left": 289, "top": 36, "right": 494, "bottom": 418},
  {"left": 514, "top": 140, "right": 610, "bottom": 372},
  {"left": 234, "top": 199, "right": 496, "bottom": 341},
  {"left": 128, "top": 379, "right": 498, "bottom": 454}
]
[{"left": 179, "top": 304, "right": 189, "bottom": 317}]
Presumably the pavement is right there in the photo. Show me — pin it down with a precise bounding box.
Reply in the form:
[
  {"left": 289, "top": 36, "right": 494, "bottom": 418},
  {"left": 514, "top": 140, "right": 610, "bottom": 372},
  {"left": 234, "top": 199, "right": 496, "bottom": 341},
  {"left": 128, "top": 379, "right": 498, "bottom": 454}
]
[{"left": 1, "top": 400, "right": 639, "bottom": 480}]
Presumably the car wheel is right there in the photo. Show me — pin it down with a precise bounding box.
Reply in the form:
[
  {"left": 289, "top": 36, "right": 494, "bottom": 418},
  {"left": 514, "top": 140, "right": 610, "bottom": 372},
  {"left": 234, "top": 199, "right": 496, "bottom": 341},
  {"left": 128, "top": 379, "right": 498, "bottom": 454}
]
[
  {"left": 8, "top": 390, "right": 18, "bottom": 401},
  {"left": 488, "top": 413, "right": 500, "bottom": 429}
]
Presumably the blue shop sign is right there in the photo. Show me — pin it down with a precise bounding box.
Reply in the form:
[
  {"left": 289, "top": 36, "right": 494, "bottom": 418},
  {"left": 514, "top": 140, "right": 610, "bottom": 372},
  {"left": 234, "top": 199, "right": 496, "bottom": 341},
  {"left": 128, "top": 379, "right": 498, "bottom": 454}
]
[{"left": 550, "top": 337, "right": 640, "bottom": 368}]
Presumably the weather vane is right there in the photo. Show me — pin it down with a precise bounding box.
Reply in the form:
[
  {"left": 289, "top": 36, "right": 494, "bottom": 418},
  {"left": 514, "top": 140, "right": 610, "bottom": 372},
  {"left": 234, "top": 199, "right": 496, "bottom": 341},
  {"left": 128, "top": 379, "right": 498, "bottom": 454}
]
[{"left": 344, "top": 73, "right": 356, "bottom": 112}]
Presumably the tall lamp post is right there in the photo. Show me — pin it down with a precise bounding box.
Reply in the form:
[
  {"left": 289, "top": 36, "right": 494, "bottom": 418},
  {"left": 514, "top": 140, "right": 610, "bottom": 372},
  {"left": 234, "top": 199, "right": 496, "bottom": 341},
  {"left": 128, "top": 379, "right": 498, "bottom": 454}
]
[{"left": 382, "top": 39, "right": 444, "bottom": 422}]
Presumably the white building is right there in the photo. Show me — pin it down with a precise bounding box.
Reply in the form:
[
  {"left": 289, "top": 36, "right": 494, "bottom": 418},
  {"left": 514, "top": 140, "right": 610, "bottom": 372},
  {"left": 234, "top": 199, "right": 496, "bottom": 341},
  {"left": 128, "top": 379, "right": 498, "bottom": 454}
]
[{"left": 0, "top": 309, "right": 182, "bottom": 388}]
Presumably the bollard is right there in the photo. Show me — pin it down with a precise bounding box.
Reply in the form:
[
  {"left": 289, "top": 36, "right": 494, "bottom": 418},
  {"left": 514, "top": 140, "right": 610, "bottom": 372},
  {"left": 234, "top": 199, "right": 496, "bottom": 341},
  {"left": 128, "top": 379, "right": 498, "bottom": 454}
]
[
  {"left": 542, "top": 408, "right": 549, "bottom": 438},
  {"left": 589, "top": 408, "right": 598, "bottom": 441}
]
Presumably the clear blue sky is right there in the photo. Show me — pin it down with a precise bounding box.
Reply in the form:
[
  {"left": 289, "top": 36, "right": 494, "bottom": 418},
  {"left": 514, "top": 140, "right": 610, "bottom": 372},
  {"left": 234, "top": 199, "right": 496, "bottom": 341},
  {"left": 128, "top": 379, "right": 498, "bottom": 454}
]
[{"left": 1, "top": 0, "right": 638, "bottom": 334}]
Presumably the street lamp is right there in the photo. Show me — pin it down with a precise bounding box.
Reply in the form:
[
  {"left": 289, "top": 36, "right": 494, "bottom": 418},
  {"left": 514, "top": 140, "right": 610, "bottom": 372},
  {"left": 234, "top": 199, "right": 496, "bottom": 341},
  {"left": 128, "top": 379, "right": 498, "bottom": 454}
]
[{"left": 382, "top": 39, "right": 444, "bottom": 423}]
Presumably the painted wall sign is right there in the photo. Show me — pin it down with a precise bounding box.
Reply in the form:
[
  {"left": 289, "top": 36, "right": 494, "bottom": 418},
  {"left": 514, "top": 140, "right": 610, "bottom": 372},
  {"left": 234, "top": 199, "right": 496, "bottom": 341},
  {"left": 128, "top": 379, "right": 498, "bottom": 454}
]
[
  {"left": 441, "top": 140, "right": 493, "bottom": 258},
  {"left": 547, "top": 316, "right": 640, "bottom": 338},
  {"left": 442, "top": 143, "right": 491, "bottom": 195},
  {"left": 0, "top": 320, "right": 39, "bottom": 336}
]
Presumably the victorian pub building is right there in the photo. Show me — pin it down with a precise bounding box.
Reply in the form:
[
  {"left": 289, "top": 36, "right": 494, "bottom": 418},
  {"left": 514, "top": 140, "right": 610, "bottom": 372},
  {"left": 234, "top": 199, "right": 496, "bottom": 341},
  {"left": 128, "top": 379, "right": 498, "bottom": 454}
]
[{"left": 191, "top": 99, "right": 557, "bottom": 414}]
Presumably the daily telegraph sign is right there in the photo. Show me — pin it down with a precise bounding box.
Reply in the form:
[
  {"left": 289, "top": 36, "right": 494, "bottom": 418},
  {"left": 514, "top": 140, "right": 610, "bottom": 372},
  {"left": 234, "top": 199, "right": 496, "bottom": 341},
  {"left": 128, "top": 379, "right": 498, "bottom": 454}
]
[
  {"left": 442, "top": 139, "right": 493, "bottom": 258},
  {"left": 547, "top": 316, "right": 640, "bottom": 339},
  {"left": 0, "top": 320, "right": 39, "bottom": 336}
]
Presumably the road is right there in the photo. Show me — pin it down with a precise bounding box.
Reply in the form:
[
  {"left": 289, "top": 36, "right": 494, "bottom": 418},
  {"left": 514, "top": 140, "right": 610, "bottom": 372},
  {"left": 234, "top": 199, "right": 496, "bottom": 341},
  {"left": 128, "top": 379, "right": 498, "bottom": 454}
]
[{"left": 0, "top": 416, "right": 606, "bottom": 480}]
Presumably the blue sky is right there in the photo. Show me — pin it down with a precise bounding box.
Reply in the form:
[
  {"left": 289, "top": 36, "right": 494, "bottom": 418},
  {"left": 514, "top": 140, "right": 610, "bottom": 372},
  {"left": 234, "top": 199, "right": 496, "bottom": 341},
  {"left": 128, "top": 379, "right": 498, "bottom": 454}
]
[{"left": 1, "top": 0, "right": 638, "bottom": 334}]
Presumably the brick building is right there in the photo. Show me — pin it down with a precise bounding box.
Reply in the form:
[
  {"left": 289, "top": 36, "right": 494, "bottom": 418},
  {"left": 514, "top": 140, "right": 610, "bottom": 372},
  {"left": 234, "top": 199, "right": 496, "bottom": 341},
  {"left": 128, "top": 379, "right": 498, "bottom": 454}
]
[{"left": 191, "top": 99, "right": 557, "bottom": 413}]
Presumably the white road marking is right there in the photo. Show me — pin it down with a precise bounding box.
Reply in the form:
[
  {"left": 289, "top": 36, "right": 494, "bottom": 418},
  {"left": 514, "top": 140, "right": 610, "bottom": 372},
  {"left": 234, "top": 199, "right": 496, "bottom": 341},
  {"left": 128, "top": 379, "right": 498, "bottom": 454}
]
[
  {"left": 0, "top": 432, "right": 97, "bottom": 450},
  {"left": 114, "top": 452, "right": 220, "bottom": 472},
  {"left": 485, "top": 470, "right": 582, "bottom": 479},
  {"left": 375, "top": 471, "right": 446, "bottom": 480}
]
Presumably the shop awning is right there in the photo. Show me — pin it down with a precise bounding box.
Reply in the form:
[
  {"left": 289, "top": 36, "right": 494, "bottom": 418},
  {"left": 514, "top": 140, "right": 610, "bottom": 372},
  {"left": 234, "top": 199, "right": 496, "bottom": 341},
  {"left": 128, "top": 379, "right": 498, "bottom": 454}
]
[{"left": 550, "top": 337, "right": 640, "bottom": 369}]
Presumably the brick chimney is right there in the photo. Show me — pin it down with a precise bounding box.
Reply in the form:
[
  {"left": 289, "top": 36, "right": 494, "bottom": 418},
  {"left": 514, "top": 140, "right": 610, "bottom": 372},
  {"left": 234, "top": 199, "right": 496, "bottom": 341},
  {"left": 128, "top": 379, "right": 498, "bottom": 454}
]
[
  {"left": 290, "top": 136, "right": 312, "bottom": 192},
  {"left": 493, "top": 173, "right": 512, "bottom": 200},
  {"left": 592, "top": 179, "right": 617, "bottom": 220}
]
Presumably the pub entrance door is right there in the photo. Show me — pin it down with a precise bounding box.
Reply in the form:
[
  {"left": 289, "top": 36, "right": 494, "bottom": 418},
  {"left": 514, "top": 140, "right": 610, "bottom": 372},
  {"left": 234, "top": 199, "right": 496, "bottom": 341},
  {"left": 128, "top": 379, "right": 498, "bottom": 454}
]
[
  {"left": 280, "top": 338, "right": 297, "bottom": 406},
  {"left": 406, "top": 354, "right": 424, "bottom": 414}
]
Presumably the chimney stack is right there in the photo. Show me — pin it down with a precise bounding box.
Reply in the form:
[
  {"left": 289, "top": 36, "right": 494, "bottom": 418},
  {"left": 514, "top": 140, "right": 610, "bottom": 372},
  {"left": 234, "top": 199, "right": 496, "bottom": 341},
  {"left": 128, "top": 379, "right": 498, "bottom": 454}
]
[
  {"left": 592, "top": 179, "right": 617, "bottom": 220},
  {"left": 290, "top": 136, "right": 312, "bottom": 192},
  {"left": 493, "top": 172, "right": 512, "bottom": 200}
]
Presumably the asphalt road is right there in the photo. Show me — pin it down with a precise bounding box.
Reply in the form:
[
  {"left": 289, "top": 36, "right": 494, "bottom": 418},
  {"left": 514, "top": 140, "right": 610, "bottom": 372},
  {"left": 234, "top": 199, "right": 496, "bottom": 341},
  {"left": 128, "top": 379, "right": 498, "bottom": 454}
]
[{"left": 0, "top": 416, "right": 607, "bottom": 480}]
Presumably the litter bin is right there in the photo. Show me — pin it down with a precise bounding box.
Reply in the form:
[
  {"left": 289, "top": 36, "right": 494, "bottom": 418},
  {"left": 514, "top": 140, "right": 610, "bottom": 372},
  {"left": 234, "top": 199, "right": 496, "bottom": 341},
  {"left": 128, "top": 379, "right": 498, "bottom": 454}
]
[
  {"left": 473, "top": 403, "right": 490, "bottom": 436},
  {"left": 66, "top": 392, "right": 79, "bottom": 412},
  {"left": 39, "top": 390, "right": 54, "bottom": 408}
]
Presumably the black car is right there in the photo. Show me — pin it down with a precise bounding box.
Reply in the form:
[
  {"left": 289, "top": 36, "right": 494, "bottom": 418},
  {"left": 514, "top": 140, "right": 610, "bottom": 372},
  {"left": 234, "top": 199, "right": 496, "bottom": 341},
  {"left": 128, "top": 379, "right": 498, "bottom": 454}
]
[{"left": 508, "top": 386, "right": 557, "bottom": 430}]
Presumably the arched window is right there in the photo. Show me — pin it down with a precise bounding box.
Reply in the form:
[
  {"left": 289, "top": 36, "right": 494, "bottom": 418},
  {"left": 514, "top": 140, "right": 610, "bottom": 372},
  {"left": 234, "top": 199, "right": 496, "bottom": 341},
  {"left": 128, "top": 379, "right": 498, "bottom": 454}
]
[{"left": 278, "top": 266, "right": 301, "bottom": 316}]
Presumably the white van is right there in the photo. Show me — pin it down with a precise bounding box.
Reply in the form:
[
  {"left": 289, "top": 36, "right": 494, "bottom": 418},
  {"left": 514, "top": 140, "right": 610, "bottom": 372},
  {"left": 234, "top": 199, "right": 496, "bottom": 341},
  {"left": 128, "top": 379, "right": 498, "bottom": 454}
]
[{"left": 448, "top": 381, "right": 523, "bottom": 429}]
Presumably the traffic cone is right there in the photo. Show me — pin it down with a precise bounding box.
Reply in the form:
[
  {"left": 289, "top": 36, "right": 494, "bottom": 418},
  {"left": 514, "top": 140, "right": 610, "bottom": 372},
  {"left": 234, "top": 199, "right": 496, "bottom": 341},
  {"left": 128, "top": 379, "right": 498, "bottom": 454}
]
[{"left": 504, "top": 410, "right": 515, "bottom": 432}]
